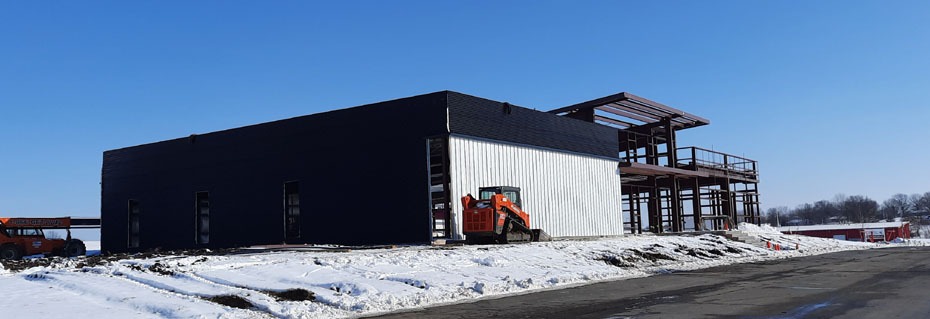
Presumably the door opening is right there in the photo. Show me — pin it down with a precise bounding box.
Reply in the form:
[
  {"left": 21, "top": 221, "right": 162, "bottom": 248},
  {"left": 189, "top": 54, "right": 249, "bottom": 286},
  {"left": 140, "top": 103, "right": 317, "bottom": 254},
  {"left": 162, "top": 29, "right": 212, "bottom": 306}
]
[
  {"left": 284, "top": 181, "right": 301, "bottom": 243},
  {"left": 428, "top": 137, "right": 452, "bottom": 239}
]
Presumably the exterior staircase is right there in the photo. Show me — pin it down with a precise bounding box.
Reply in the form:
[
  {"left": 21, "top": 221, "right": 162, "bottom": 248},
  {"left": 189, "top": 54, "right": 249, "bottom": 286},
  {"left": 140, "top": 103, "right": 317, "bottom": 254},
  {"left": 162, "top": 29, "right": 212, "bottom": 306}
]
[{"left": 722, "top": 229, "right": 766, "bottom": 247}]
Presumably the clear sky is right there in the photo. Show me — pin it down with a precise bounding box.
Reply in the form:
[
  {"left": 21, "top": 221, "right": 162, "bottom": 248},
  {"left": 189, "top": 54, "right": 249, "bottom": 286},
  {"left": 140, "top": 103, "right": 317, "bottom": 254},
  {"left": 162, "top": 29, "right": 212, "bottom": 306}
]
[{"left": 2, "top": 1, "right": 929, "bottom": 224}]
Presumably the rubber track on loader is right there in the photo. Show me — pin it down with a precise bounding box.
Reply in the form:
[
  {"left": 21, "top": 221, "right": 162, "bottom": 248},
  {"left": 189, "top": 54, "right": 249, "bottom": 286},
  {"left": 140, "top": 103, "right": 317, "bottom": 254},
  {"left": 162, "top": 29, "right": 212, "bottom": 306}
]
[{"left": 500, "top": 214, "right": 534, "bottom": 244}]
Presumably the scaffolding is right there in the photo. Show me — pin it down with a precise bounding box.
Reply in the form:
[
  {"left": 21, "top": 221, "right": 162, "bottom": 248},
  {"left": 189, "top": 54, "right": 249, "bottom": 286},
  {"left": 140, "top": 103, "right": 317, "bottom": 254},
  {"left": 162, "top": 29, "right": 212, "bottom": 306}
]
[{"left": 550, "top": 92, "right": 761, "bottom": 234}]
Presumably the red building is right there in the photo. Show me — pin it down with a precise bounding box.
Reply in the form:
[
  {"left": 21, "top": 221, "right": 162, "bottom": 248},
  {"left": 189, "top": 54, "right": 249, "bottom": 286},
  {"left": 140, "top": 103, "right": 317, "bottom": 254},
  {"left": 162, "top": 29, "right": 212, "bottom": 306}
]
[{"left": 778, "top": 221, "right": 911, "bottom": 242}]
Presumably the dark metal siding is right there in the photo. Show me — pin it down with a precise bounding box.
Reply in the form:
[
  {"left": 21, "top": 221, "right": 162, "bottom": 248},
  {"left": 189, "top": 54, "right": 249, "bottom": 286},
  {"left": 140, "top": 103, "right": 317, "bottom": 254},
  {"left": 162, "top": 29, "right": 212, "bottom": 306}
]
[
  {"left": 101, "top": 92, "right": 449, "bottom": 252},
  {"left": 446, "top": 92, "right": 619, "bottom": 157},
  {"left": 101, "top": 90, "right": 621, "bottom": 253}
]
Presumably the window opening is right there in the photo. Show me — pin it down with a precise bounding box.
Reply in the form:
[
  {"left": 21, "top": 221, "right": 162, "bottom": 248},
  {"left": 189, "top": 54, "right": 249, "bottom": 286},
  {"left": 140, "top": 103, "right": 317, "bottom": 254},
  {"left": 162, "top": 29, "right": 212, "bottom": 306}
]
[
  {"left": 195, "top": 192, "right": 210, "bottom": 244},
  {"left": 128, "top": 200, "right": 140, "bottom": 248}
]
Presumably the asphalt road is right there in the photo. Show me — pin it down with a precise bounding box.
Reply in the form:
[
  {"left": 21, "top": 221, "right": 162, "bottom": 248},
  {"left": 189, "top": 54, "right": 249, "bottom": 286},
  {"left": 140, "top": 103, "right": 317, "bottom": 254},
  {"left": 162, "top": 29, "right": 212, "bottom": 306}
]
[{"left": 371, "top": 246, "right": 930, "bottom": 319}]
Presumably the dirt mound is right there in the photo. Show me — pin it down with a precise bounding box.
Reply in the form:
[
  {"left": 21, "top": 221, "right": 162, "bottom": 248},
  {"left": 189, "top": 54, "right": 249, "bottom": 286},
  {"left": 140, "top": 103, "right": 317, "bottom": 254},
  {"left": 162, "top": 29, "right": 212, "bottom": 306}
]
[
  {"left": 204, "top": 295, "right": 254, "bottom": 309},
  {"left": 0, "top": 248, "right": 238, "bottom": 273},
  {"left": 597, "top": 247, "right": 678, "bottom": 268},
  {"left": 266, "top": 288, "right": 315, "bottom": 301},
  {"left": 1, "top": 258, "right": 57, "bottom": 272},
  {"left": 633, "top": 249, "right": 675, "bottom": 262}
]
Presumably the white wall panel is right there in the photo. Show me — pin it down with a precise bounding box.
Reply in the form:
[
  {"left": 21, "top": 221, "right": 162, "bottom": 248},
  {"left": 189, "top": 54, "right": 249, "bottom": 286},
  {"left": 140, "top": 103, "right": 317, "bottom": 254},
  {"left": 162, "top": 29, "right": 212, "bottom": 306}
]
[{"left": 447, "top": 135, "right": 623, "bottom": 239}]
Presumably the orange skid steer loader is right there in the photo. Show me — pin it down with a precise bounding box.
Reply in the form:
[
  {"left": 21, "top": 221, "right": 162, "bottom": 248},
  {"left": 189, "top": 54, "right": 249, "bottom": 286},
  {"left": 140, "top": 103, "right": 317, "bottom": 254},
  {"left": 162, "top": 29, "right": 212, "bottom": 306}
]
[
  {"left": 0, "top": 217, "right": 86, "bottom": 260},
  {"left": 461, "top": 186, "right": 550, "bottom": 244}
]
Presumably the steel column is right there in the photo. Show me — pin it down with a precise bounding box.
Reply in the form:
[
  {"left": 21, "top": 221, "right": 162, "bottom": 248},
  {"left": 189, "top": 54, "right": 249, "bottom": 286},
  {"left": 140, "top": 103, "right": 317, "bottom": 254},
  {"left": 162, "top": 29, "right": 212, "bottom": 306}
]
[{"left": 692, "top": 179, "right": 702, "bottom": 231}]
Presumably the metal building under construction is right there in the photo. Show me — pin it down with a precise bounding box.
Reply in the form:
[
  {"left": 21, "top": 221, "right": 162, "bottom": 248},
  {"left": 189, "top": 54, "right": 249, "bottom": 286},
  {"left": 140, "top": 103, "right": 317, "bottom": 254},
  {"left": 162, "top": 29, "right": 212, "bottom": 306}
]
[{"left": 100, "top": 90, "right": 760, "bottom": 253}]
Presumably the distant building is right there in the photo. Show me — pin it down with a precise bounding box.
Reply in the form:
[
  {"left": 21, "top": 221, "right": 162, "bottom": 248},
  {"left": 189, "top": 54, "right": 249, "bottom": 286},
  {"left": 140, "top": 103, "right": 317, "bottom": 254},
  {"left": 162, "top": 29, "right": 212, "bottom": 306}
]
[{"left": 778, "top": 222, "right": 911, "bottom": 242}]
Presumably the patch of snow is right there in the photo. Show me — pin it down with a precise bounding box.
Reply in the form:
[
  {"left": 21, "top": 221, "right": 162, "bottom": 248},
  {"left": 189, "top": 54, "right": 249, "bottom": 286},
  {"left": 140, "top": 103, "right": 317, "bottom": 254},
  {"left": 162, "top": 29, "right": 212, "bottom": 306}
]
[
  {"left": 85, "top": 241, "right": 101, "bottom": 251},
  {"left": 899, "top": 238, "right": 930, "bottom": 246},
  {"left": 738, "top": 223, "right": 783, "bottom": 235},
  {"left": 0, "top": 228, "right": 897, "bottom": 318},
  {"left": 85, "top": 241, "right": 101, "bottom": 257}
]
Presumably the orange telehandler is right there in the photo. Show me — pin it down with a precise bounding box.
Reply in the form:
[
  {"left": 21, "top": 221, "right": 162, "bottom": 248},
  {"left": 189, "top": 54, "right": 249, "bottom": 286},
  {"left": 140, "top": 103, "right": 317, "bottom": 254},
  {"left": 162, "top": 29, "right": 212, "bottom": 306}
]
[
  {"left": 461, "top": 186, "right": 550, "bottom": 244},
  {"left": 0, "top": 217, "right": 86, "bottom": 260}
]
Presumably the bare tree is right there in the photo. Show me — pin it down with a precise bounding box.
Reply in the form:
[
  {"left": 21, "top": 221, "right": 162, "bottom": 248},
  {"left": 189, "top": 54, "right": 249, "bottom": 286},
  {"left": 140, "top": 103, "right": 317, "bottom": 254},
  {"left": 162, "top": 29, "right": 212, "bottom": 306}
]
[
  {"left": 840, "top": 195, "right": 879, "bottom": 223},
  {"left": 881, "top": 193, "right": 912, "bottom": 220},
  {"left": 764, "top": 206, "right": 790, "bottom": 226},
  {"left": 796, "top": 203, "right": 816, "bottom": 225},
  {"left": 768, "top": 192, "right": 930, "bottom": 226},
  {"left": 765, "top": 207, "right": 779, "bottom": 226},
  {"left": 913, "top": 192, "right": 930, "bottom": 216},
  {"left": 878, "top": 205, "right": 895, "bottom": 221},
  {"left": 812, "top": 200, "right": 838, "bottom": 223}
]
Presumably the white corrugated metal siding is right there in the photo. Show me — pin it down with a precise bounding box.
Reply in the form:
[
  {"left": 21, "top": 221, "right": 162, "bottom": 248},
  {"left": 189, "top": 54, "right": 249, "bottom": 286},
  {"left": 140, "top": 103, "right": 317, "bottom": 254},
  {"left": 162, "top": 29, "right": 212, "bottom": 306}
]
[{"left": 447, "top": 135, "right": 623, "bottom": 239}]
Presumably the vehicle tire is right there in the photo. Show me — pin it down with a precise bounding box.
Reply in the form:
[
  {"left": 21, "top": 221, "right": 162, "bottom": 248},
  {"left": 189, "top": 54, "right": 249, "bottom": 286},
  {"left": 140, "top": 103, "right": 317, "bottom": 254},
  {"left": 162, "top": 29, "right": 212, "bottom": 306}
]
[
  {"left": 0, "top": 244, "right": 22, "bottom": 260},
  {"left": 62, "top": 239, "right": 86, "bottom": 257}
]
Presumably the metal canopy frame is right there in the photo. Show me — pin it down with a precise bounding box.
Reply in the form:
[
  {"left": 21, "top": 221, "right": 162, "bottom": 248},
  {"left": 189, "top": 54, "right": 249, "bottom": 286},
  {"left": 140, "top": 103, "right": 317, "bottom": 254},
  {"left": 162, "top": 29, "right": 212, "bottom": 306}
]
[{"left": 549, "top": 92, "right": 710, "bottom": 130}]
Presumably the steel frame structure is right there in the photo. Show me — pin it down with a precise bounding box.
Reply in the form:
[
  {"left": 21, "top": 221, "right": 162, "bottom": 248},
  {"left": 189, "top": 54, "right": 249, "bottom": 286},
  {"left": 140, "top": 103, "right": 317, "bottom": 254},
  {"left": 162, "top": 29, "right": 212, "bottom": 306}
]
[{"left": 551, "top": 92, "right": 761, "bottom": 233}]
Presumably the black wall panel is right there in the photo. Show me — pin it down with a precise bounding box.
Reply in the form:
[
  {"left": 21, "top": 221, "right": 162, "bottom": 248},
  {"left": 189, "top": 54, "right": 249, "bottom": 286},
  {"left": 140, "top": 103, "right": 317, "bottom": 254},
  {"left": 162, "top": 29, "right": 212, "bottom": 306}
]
[
  {"left": 446, "top": 92, "right": 619, "bottom": 158},
  {"left": 101, "top": 90, "right": 620, "bottom": 253},
  {"left": 102, "top": 92, "right": 449, "bottom": 252}
]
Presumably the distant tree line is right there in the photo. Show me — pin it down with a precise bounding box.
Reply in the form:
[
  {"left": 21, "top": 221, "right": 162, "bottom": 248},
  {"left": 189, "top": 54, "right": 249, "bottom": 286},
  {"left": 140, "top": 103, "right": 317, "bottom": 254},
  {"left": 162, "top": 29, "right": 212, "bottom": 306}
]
[{"left": 765, "top": 192, "right": 930, "bottom": 226}]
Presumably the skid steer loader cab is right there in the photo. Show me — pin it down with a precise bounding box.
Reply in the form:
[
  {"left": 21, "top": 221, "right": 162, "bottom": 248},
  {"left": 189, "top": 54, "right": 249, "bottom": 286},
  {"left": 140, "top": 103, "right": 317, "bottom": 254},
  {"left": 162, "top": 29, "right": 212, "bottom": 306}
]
[{"left": 478, "top": 186, "right": 522, "bottom": 207}]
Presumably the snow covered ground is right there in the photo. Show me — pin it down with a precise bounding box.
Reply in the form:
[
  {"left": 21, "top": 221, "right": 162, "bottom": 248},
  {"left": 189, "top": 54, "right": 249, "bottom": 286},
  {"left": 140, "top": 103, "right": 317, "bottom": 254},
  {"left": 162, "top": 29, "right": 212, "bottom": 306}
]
[{"left": 0, "top": 224, "right": 914, "bottom": 319}]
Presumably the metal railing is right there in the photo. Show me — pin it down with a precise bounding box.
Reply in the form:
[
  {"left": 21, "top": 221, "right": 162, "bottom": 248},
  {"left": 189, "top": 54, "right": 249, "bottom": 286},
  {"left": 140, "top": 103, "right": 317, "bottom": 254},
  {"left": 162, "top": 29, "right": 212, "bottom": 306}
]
[{"left": 676, "top": 146, "right": 757, "bottom": 176}]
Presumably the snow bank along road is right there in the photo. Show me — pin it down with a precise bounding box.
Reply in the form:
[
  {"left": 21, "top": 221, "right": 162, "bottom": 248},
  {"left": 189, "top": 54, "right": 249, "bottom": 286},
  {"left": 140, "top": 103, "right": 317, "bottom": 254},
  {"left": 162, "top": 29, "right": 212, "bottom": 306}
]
[
  {"left": 0, "top": 224, "right": 916, "bottom": 319},
  {"left": 377, "top": 246, "right": 930, "bottom": 319}
]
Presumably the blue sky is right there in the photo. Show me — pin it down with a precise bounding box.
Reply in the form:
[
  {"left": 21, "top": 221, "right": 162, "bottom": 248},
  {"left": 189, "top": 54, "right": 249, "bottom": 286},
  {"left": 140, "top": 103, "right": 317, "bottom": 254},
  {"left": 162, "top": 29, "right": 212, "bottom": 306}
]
[{"left": 2, "top": 1, "right": 929, "bottom": 224}]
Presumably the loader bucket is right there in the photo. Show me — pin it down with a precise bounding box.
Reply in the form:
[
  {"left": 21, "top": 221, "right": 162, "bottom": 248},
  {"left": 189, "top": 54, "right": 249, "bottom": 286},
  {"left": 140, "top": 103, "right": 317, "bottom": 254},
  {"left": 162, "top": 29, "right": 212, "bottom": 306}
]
[{"left": 531, "top": 229, "right": 551, "bottom": 242}]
